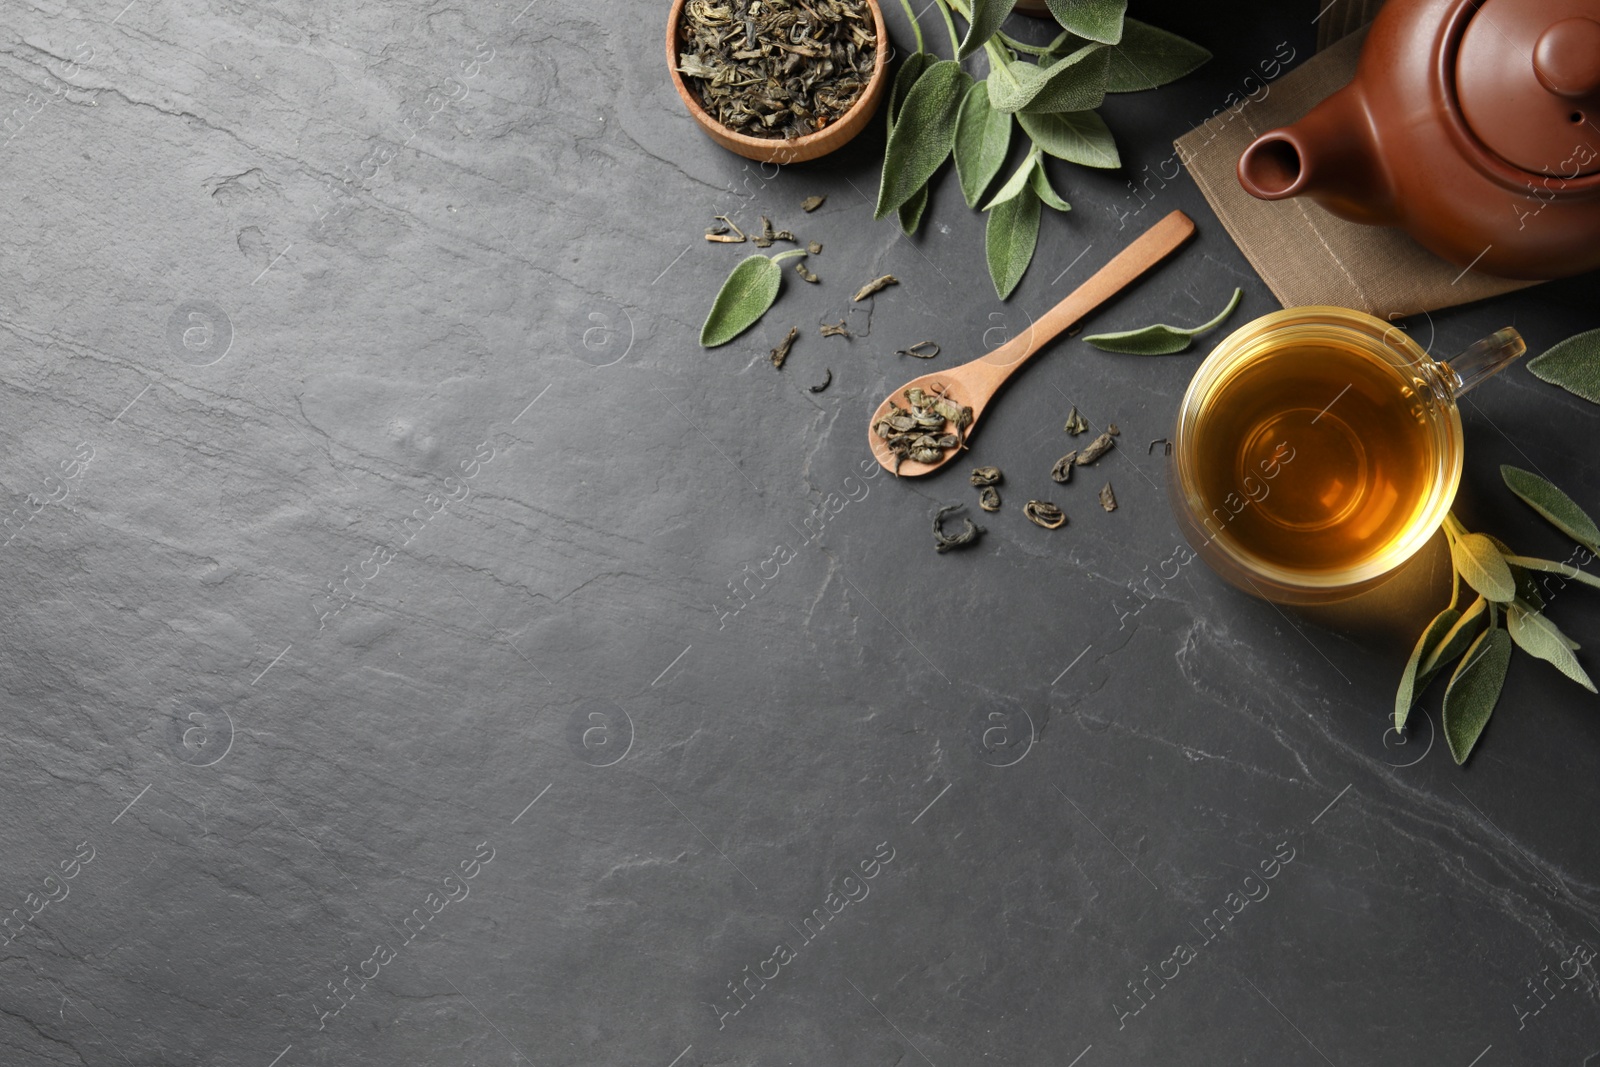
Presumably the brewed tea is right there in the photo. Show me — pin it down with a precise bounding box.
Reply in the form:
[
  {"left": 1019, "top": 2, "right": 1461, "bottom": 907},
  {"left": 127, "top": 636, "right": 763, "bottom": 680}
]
[{"left": 1191, "top": 338, "right": 1443, "bottom": 575}]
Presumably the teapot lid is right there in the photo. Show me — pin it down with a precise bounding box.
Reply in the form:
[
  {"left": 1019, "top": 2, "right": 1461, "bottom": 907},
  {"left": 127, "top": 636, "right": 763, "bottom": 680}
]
[{"left": 1455, "top": 0, "right": 1600, "bottom": 176}]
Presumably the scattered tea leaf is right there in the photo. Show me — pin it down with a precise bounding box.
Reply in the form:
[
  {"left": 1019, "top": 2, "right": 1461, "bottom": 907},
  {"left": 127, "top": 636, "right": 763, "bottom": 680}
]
[
  {"left": 1064, "top": 407, "right": 1088, "bottom": 435},
  {"left": 1451, "top": 530, "right": 1518, "bottom": 602},
  {"left": 933, "top": 503, "right": 984, "bottom": 552},
  {"left": 1083, "top": 288, "right": 1243, "bottom": 354},
  {"left": 1050, "top": 453, "right": 1076, "bottom": 482},
  {"left": 1395, "top": 604, "right": 1461, "bottom": 730},
  {"left": 1016, "top": 109, "right": 1120, "bottom": 168},
  {"left": 809, "top": 368, "right": 833, "bottom": 393},
  {"left": 970, "top": 466, "right": 1003, "bottom": 486},
  {"left": 899, "top": 182, "right": 930, "bottom": 235},
  {"left": 820, "top": 320, "right": 852, "bottom": 338},
  {"left": 897, "top": 340, "right": 940, "bottom": 358},
  {"left": 1098, "top": 482, "right": 1117, "bottom": 512},
  {"left": 875, "top": 60, "right": 971, "bottom": 219},
  {"left": 769, "top": 325, "right": 800, "bottom": 369},
  {"left": 807, "top": 241, "right": 823, "bottom": 255},
  {"left": 1525, "top": 327, "right": 1600, "bottom": 404},
  {"left": 1501, "top": 465, "right": 1600, "bottom": 554},
  {"left": 979, "top": 485, "right": 1002, "bottom": 511},
  {"left": 1442, "top": 626, "right": 1512, "bottom": 764},
  {"left": 957, "top": 0, "right": 1019, "bottom": 60},
  {"left": 954, "top": 81, "right": 1012, "bottom": 208},
  {"left": 1107, "top": 423, "right": 1120, "bottom": 435},
  {"left": 1507, "top": 606, "right": 1594, "bottom": 691},
  {"left": 854, "top": 274, "right": 900, "bottom": 301},
  {"left": 1103, "top": 18, "right": 1212, "bottom": 93},
  {"left": 700, "top": 250, "right": 806, "bottom": 347},
  {"left": 1024, "top": 500, "right": 1067, "bottom": 529},
  {"left": 1043, "top": 0, "right": 1126, "bottom": 44},
  {"left": 802, "top": 195, "right": 827, "bottom": 213},
  {"left": 795, "top": 261, "right": 820, "bottom": 283},
  {"left": 985, "top": 183, "right": 1041, "bottom": 300},
  {"left": 1076, "top": 430, "right": 1116, "bottom": 465}
]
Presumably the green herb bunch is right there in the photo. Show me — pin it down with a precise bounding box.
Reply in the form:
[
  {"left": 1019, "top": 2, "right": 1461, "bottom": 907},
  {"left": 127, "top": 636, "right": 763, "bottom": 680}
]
[
  {"left": 875, "top": 0, "right": 1209, "bottom": 298},
  {"left": 1397, "top": 329, "right": 1600, "bottom": 764}
]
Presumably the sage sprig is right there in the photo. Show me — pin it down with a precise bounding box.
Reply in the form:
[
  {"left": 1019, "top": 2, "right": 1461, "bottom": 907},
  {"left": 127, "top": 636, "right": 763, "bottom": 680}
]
[
  {"left": 880, "top": 0, "right": 1209, "bottom": 298},
  {"left": 1083, "top": 288, "right": 1242, "bottom": 354},
  {"left": 1395, "top": 474, "right": 1600, "bottom": 763},
  {"left": 699, "top": 250, "right": 808, "bottom": 348}
]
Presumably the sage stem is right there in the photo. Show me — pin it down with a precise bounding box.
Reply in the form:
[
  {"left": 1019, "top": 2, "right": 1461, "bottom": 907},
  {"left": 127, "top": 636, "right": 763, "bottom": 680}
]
[{"left": 896, "top": 0, "right": 925, "bottom": 55}]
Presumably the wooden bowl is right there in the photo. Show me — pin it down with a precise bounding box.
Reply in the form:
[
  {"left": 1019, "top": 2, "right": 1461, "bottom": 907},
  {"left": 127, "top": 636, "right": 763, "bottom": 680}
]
[
  {"left": 1013, "top": 0, "right": 1051, "bottom": 15},
  {"left": 666, "top": 0, "right": 889, "bottom": 163}
]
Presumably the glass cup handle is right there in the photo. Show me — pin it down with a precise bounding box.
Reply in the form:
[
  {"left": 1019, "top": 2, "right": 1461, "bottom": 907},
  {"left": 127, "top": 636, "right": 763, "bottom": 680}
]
[{"left": 1440, "top": 327, "right": 1526, "bottom": 397}]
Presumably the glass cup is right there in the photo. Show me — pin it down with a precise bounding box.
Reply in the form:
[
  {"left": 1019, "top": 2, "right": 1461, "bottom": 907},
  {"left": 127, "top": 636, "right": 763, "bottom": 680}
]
[{"left": 1168, "top": 306, "right": 1525, "bottom": 604}]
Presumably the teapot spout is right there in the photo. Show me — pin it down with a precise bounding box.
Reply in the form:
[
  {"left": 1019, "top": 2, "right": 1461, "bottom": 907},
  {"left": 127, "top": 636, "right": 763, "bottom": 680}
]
[{"left": 1237, "top": 85, "right": 1396, "bottom": 226}]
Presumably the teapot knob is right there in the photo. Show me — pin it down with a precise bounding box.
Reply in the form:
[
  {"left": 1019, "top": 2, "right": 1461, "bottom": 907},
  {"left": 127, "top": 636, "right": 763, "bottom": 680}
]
[{"left": 1533, "top": 16, "right": 1600, "bottom": 100}]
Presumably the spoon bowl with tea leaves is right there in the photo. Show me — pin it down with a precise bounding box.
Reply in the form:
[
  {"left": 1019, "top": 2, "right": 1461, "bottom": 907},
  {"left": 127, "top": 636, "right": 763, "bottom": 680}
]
[{"left": 868, "top": 210, "right": 1196, "bottom": 476}]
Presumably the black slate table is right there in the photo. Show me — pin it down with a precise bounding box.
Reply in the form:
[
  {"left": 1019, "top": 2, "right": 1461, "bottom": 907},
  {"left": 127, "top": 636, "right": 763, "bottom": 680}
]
[{"left": 3, "top": 1, "right": 1598, "bottom": 1064}]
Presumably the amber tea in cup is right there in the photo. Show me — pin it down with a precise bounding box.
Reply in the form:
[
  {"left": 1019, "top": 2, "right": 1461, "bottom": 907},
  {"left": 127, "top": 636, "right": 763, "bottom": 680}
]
[{"left": 1169, "top": 307, "right": 1524, "bottom": 604}]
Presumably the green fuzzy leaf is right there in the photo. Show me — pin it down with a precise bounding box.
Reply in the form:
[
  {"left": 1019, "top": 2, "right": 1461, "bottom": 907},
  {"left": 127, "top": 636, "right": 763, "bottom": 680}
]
[
  {"left": 876, "top": 60, "right": 971, "bottom": 219},
  {"left": 1421, "top": 596, "right": 1487, "bottom": 677},
  {"left": 890, "top": 51, "right": 934, "bottom": 126},
  {"left": 986, "top": 183, "right": 1041, "bottom": 300},
  {"left": 1443, "top": 626, "right": 1513, "bottom": 765},
  {"left": 958, "top": 0, "right": 1019, "bottom": 60},
  {"left": 898, "top": 182, "right": 929, "bottom": 235},
  {"left": 954, "top": 81, "right": 1013, "bottom": 208},
  {"left": 1083, "top": 288, "right": 1242, "bottom": 354},
  {"left": 1451, "top": 531, "right": 1517, "bottom": 603},
  {"left": 1016, "top": 109, "right": 1120, "bottom": 168},
  {"left": 1526, "top": 327, "right": 1600, "bottom": 405},
  {"left": 1486, "top": 533, "right": 1544, "bottom": 609},
  {"left": 988, "top": 44, "right": 1109, "bottom": 114},
  {"left": 1028, "top": 158, "right": 1072, "bottom": 211},
  {"left": 1043, "top": 0, "right": 1126, "bottom": 44},
  {"left": 1104, "top": 18, "right": 1211, "bottom": 92},
  {"left": 1395, "top": 605, "right": 1460, "bottom": 731},
  {"left": 983, "top": 149, "right": 1038, "bottom": 210},
  {"left": 1501, "top": 465, "right": 1600, "bottom": 554},
  {"left": 699, "top": 251, "right": 803, "bottom": 347},
  {"left": 1507, "top": 606, "right": 1596, "bottom": 692}
]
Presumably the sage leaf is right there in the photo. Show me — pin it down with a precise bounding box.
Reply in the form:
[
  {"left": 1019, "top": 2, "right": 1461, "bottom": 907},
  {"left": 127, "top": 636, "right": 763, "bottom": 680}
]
[
  {"left": 1443, "top": 626, "right": 1512, "bottom": 765},
  {"left": 699, "top": 250, "right": 806, "bottom": 348},
  {"left": 958, "top": 0, "right": 1019, "bottom": 60},
  {"left": 1016, "top": 109, "right": 1120, "bottom": 168},
  {"left": 890, "top": 51, "right": 934, "bottom": 126},
  {"left": 954, "top": 81, "right": 1012, "bottom": 207},
  {"left": 1508, "top": 606, "right": 1597, "bottom": 692},
  {"left": 983, "top": 149, "right": 1039, "bottom": 210},
  {"left": 1029, "top": 158, "right": 1071, "bottom": 211},
  {"left": 876, "top": 60, "right": 971, "bottom": 219},
  {"left": 989, "top": 44, "right": 1109, "bottom": 114},
  {"left": 1451, "top": 530, "right": 1517, "bottom": 603},
  {"left": 1421, "top": 595, "right": 1487, "bottom": 677},
  {"left": 1043, "top": 0, "right": 1126, "bottom": 44},
  {"left": 898, "top": 182, "right": 929, "bottom": 235},
  {"left": 986, "top": 183, "right": 1041, "bottom": 300},
  {"left": 1104, "top": 18, "right": 1211, "bottom": 93},
  {"left": 1395, "top": 605, "right": 1460, "bottom": 731},
  {"left": 1501, "top": 465, "right": 1600, "bottom": 554},
  {"left": 1486, "top": 533, "right": 1545, "bottom": 609},
  {"left": 1083, "top": 288, "right": 1242, "bottom": 354},
  {"left": 1526, "top": 327, "right": 1600, "bottom": 404}
]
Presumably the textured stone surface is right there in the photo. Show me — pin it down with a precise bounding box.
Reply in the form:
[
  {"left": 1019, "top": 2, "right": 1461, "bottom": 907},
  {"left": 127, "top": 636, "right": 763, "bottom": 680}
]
[{"left": 1, "top": 1, "right": 1598, "bottom": 1065}]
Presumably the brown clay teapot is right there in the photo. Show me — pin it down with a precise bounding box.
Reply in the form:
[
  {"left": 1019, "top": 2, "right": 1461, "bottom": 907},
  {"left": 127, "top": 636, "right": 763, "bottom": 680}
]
[{"left": 1236, "top": 0, "right": 1600, "bottom": 280}]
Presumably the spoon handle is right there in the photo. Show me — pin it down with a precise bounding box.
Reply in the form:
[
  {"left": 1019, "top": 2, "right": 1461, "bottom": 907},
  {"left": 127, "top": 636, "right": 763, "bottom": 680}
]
[{"left": 978, "top": 209, "right": 1197, "bottom": 374}]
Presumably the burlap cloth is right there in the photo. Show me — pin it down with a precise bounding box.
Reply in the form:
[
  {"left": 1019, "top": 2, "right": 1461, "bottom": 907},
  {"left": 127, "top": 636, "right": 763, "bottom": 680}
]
[{"left": 1176, "top": 3, "right": 1537, "bottom": 318}]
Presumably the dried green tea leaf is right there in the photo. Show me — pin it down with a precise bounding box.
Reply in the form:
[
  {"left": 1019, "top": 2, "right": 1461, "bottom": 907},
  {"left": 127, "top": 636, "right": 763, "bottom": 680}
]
[
  {"left": 807, "top": 241, "right": 823, "bottom": 255},
  {"left": 700, "top": 250, "right": 806, "bottom": 347},
  {"left": 1064, "top": 406, "right": 1088, "bottom": 434},
  {"left": 1076, "top": 430, "right": 1116, "bottom": 465},
  {"left": 875, "top": 60, "right": 971, "bottom": 219},
  {"left": 1098, "top": 482, "right": 1117, "bottom": 511},
  {"left": 853, "top": 274, "right": 899, "bottom": 301},
  {"left": 1107, "top": 423, "right": 1120, "bottom": 436},
  {"left": 1451, "top": 530, "right": 1518, "bottom": 602},
  {"left": 1043, "top": 0, "right": 1126, "bottom": 44},
  {"left": 1508, "top": 606, "right": 1596, "bottom": 692},
  {"left": 1501, "top": 465, "right": 1600, "bottom": 554},
  {"left": 795, "top": 261, "right": 820, "bottom": 283},
  {"left": 897, "top": 340, "right": 940, "bottom": 358},
  {"left": 954, "top": 81, "right": 1013, "bottom": 208},
  {"left": 986, "top": 183, "right": 1041, "bottom": 300},
  {"left": 1016, "top": 108, "right": 1120, "bottom": 168},
  {"left": 769, "top": 325, "right": 799, "bottom": 369},
  {"left": 988, "top": 44, "right": 1109, "bottom": 115},
  {"left": 1395, "top": 604, "right": 1461, "bottom": 730},
  {"left": 1443, "top": 626, "right": 1512, "bottom": 764},
  {"left": 1103, "top": 17, "right": 1211, "bottom": 93},
  {"left": 802, "top": 196, "right": 827, "bottom": 213},
  {"left": 820, "top": 320, "right": 852, "bottom": 338},
  {"left": 1083, "top": 288, "right": 1243, "bottom": 354},
  {"left": 1029, "top": 158, "right": 1072, "bottom": 212},
  {"left": 979, "top": 485, "right": 1001, "bottom": 511},
  {"left": 970, "top": 466, "right": 1003, "bottom": 487},
  {"left": 1050, "top": 452, "right": 1076, "bottom": 482},
  {"left": 1024, "top": 500, "right": 1066, "bottom": 529},
  {"left": 899, "top": 182, "right": 929, "bottom": 235},
  {"left": 809, "top": 368, "right": 832, "bottom": 393},
  {"left": 1526, "top": 327, "right": 1600, "bottom": 404},
  {"left": 933, "top": 503, "right": 984, "bottom": 552},
  {"left": 958, "top": 0, "right": 1020, "bottom": 59}
]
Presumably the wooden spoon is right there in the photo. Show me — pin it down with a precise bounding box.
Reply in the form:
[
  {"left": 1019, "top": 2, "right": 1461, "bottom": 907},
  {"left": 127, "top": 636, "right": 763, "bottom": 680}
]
[{"left": 867, "top": 209, "right": 1197, "bottom": 476}]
